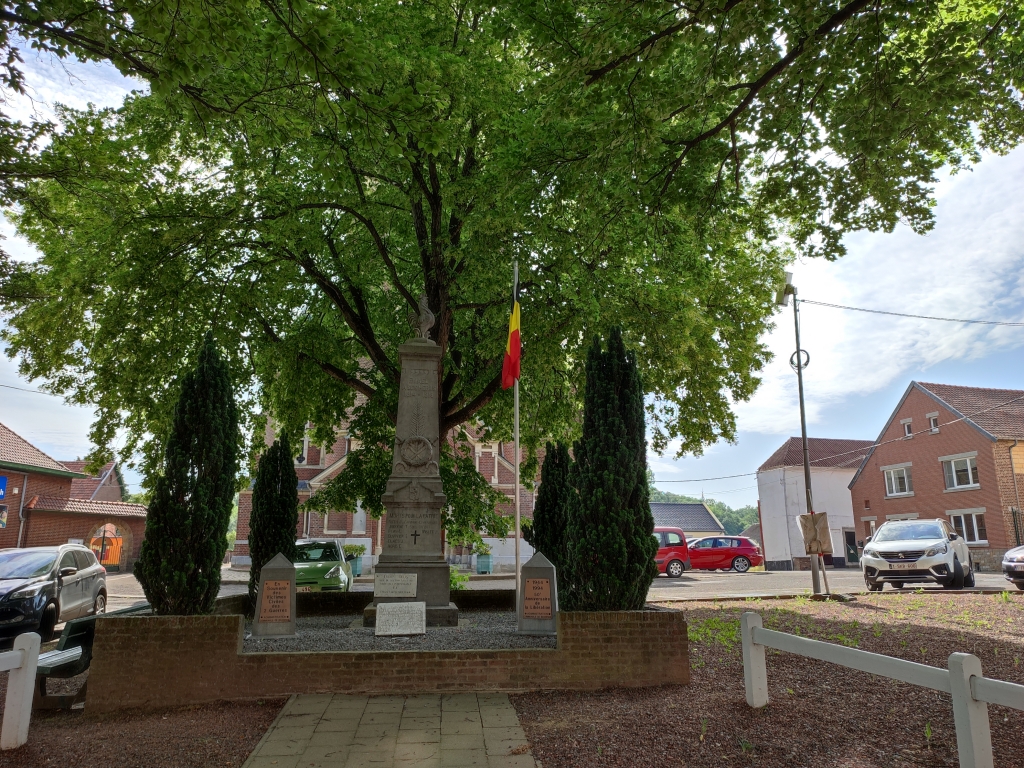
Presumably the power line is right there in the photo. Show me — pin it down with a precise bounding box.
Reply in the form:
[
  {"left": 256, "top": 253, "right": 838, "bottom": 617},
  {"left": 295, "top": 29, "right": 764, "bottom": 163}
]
[
  {"left": 0, "top": 382, "right": 61, "bottom": 396},
  {"left": 800, "top": 299, "right": 1024, "bottom": 327},
  {"left": 656, "top": 471, "right": 757, "bottom": 483}
]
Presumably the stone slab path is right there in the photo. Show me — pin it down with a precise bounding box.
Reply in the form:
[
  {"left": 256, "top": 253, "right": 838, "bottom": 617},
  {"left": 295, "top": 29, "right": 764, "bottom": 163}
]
[{"left": 243, "top": 692, "right": 538, "bottom": 768}]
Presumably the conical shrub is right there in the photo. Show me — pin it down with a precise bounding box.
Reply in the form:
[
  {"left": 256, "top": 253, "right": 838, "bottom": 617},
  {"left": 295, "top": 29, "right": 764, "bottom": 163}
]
[{"left": 248, "top": 433, "right": 299, "bottom": 609}]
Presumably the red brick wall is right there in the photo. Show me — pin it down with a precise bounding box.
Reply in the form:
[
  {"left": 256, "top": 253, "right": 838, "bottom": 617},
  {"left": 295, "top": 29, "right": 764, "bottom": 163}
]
[
  {"left": 13, "top": 511, "right": 146, "bottom": 570},
  {"left": 86, "top": 610, "right": 689, "bottom": 713},
  {"left": 0, "top": 470, "right": 75, "bottom": 549},
  {"left": 851, "top": 387, "right": 1012, "bottom": 560}
]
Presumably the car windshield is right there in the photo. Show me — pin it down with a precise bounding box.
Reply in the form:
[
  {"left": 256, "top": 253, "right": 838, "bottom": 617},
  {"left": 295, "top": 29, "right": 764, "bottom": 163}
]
[
  {"left": 295, "top": 543, "right": 340, "bottom": 562},
  {"left": 874, "top": 522, "right": 944, "bottom": 542},
  {"left": 0, "top": 550, "right": 57, "bottom": 579}
]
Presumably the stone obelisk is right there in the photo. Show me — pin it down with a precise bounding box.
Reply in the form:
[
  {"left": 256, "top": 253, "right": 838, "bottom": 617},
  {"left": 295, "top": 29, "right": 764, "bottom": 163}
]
[{"left": 364, "top": 296, "right": 458, "bottom": 627}]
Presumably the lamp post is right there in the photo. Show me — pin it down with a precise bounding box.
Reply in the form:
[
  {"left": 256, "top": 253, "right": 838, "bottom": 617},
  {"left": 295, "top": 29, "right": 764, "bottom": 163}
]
[{"left": 777, "top": 273, "right": 823, "bottom": 596}]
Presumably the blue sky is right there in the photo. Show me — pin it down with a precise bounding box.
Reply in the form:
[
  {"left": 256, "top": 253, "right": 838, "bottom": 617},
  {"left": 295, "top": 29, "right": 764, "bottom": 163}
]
[{"left": 3, "top": 50, "right": 1024, "bottom": 505}]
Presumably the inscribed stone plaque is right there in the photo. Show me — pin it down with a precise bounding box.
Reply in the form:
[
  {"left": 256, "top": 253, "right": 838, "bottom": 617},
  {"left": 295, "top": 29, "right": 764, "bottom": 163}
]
[
  {"left": 523, "top": 578, "right": 552, "bottom": 619},
  {"left": 375, "top": 601, "right": 427, "bottom": 636},
  {"left": 258, "top": 580, "right": 292, "bottom": 623},
  {"left": 375, "top": 572, "right": 418, "bottom": 598}
]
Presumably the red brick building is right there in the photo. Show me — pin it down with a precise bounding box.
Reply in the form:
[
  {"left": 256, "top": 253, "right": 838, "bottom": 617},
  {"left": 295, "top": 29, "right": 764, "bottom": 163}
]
[
  {"left": 849, "top": 382, "right": 1024, "bottom": 569},
  {"left": 232, "top": 424, "right": 536, "bottom": 571},
  {"left": 0, "top": 422, "right": 147, "bottom": 571}
]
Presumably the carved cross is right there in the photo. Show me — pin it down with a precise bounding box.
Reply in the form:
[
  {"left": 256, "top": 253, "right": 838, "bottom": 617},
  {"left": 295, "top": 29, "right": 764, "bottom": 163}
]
[{"left": 410, "top": 530, "right": 420, "bottom": 544}]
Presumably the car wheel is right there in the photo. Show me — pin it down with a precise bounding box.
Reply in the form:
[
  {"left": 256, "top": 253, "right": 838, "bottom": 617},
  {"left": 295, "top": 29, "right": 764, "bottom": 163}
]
[
  {"left": 945, "top": 556, "right": 965, "bottom": 590},
  {"left": 93, "top": 591, "right": 107, "bottom": 615},
  {"left": 666, "top": 560, "right": 684, "bottom": 578},
  {"left": 963, "top": 561, "right": 976, "bottom": 588},
  {"left": 866, "top": 580, "right": 883, "bottom": 592},
  {"left": 890, "top": 581, "right": 904, "bottom": 590},
  {"left": 38, "top": 603, "right": 58, "bottom": 642},
  {"left": 732, "top": 557, "right": 751, "bottom": 573},
  {"left": 1016, "top": 582, "right": 1024, "bottom": 591}
]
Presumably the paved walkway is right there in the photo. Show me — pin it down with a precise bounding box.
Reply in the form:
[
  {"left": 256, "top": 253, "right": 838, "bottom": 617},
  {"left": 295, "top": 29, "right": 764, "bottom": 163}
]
[{"left": 243, "top": 693, "right": 537, "bottom": 768}]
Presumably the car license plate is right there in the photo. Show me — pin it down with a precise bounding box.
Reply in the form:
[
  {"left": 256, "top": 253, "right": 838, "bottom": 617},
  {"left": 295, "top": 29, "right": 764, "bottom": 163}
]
[
  {"left": 296, "top": 586, "right": 314, "bottom": 593},
  {"left": 888, "top": 561, "right": 918, "bottom": 571},
  {"left": 1013, "top": 564, "right": 1024, "bottom": 572}
]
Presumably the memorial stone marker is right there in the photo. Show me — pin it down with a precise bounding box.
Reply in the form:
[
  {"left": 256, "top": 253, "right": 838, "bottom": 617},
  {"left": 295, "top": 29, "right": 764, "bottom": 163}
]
[
  {"left": 517, "top": 551, "right": 558, "bottom": 636},
  {"left": 365, "top": 296, "right": 459, "bottom": 627},
  {"left": 253, "top": 552, "right": 296, "bottom": 638},
  {"left": 375, "top": 601, "right": 427, "bottom": 636}
]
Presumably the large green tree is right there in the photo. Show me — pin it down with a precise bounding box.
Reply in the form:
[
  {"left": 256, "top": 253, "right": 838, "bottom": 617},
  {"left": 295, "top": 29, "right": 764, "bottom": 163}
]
[
  {"left": 135, "top": 334, "right": 238, "bottom": 615},
  {"left": 1, "top": 0, "right": 1022, "bottom": 512},
  {"left": 562, "top": 329, "right": 658, "bottom": 611},
  {"left": 248, "top": 434, "right": 299, "bottom": 608},
  {"left": 523, "top": 441, "right": 572, "bottom": 579}
]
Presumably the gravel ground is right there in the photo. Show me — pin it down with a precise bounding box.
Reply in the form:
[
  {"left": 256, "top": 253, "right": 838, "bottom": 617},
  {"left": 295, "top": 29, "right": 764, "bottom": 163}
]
[
  {"left": 513, "top": 592, "right": 1024, "bottom": 768},
  {"left": 242, "top": 610, "right": 557, "bottom": 652},
  {"left": 0, "top": 668, "right": 283, "bottom": 768}
]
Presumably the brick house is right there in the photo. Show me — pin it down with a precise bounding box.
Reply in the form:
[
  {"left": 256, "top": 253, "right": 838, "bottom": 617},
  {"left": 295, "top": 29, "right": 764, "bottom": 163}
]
[
  {"left": 849, "top": 382, "right": 1024, "bottom": 570},
  {"left": 0, "top": 422, "right": 147, "bottom": 571},
  {"left": 232, "top": 424, "right": 537, "bottom": 572}
]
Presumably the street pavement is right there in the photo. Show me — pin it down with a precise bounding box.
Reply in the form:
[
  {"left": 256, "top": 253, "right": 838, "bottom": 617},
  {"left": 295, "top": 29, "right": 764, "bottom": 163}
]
[{"left": 100, "top": 564, "right": 1017, "bottom": 614}]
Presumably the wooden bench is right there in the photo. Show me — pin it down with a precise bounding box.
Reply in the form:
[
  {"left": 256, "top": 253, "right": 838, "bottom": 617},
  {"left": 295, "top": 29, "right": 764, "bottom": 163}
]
[{"left": 33, "top": 603, "right": 150, "bottom": 710}]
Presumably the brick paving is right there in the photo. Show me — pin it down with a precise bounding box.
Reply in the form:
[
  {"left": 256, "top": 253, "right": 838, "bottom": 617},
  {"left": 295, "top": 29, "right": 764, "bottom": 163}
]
[{"left": 243, "top": 693, "right": 537, "bottom": 768}]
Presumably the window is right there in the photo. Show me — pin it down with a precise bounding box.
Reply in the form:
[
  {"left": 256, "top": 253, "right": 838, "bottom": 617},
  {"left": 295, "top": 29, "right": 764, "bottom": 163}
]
[
  {"left": 864, "top": 499, "right": 871, "bottom": 510},
  {"left": 58, "top": 551, "right": 77, "bottom": 571},
  {"left": 323, "top": 511, "right": 347, "bottom": 534},
  {"left": 903, "top": 422, "right": 913, "bottom": 437},
  {"left": 864, "top": 520, "right": 875, "bottom": 538},
  {"left": 929, "top": 416, "right": 940, "bottom": 432},
  {"left": 884, "top": 467, "right": 913, "bottom": 496},
  {"left": 949, "top": 512, "right": 987, "bottom": 543},
  {"left": 73, "top": 550, "right": 95, "bottom": 570},
  {"left": 0, "top": 504, "right": 6, "bottom": 528},
  {"left": 692, "top": 539, "right": 714, "bottom": 549},
  {"left": 665, "top": 532, "right": 684, "bottom": 545},
  {"left": 942, "top": 456, "right": 979, "bottom": 489},
  {"left": 652, "top": 533, "right": 665, "bottom": 547}
]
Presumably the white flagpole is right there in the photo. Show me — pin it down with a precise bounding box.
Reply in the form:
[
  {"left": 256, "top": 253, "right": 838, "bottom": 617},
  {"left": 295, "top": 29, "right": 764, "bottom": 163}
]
[{"left": 513, "top": 261, "right": 521, "bottom": 602}]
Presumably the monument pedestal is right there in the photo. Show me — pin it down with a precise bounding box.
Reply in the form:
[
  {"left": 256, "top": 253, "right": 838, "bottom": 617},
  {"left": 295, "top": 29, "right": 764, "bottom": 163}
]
[{"left": 364, "top": 325, "right": 459, "bottom": 629}]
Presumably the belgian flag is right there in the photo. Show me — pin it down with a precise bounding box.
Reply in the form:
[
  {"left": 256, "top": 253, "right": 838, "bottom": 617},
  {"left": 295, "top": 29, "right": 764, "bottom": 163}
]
[{"left": 501, "top": 271, "right": 521, "bottom": 390}]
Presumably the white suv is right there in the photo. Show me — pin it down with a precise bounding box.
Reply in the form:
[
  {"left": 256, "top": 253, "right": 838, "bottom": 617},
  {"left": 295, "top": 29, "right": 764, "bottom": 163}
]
[{"left": 861, "top": 519, "right": 974, "bottom": 591}]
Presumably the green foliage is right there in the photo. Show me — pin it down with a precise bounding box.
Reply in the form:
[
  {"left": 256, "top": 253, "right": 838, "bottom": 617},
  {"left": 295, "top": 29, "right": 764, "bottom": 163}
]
[
  {"left": 687, "top": 616, "right": 741, "bottom": 649},
  {"left": 134, "top": 334, "right": 238, "bottom": 615},
  {"left": 523, "top": 441, "right": 571, "bottom": 580},
  {"left": 248, "top": 434, "right": 300, "bottom": 608},
  {"left": 562, "top": 330, "right": 658, "bottom": 611},
  {"left": 449, "top": 566, "right": 469, "bottom": 591},
  {"left": 342, "top": 544, "right": 366, "bottom": 559},
  {"left": 647, "top": 470, "right": 758, "bottom": 535}
]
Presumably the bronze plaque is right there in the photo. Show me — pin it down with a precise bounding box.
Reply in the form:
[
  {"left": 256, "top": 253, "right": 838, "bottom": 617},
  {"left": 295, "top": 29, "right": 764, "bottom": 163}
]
[
  {"left": 523, "top": 578, "right": 552, "bottom": 619},
  {"left": 258, "top": 579, "right": 292, "bottom": 623}
]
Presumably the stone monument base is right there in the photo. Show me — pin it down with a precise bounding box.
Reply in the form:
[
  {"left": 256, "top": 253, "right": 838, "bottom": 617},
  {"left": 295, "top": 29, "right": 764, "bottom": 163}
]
[{"left": 363, "top": 602, "right": 459, "bottom": 628}]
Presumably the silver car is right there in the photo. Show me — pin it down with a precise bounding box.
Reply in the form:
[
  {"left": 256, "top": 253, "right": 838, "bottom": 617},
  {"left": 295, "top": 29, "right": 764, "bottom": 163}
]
[
  {"left": 1002, "top": 545, "right": 1024, "bottom": 591},
  {"left": 861, "top": 519, "right": 974, "bottom": 591}
]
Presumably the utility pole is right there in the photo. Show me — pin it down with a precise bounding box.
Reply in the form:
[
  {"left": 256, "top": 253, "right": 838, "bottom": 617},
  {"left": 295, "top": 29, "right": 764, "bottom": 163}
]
[{"left": 778, "top": 274, "right": 823, "bottom": 596}]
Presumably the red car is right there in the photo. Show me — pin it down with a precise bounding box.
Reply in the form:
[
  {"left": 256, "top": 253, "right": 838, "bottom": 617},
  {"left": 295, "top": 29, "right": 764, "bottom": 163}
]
[
  {"left": 653, "top": 527, "right": 692, "bottom": 578},
  {"left": 687, "top": 536, "right": 763, "bottom": 573}
]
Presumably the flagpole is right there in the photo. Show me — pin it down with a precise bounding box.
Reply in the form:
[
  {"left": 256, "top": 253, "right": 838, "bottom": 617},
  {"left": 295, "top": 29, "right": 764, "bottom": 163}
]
[{"left": 513, "top": 261, "right": 521, "bottom": 602}]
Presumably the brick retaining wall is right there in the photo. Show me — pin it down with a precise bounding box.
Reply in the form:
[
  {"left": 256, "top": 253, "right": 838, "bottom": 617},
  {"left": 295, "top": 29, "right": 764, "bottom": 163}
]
[{"left": 85, "top": 610, "right": 689, "bottom": 713}]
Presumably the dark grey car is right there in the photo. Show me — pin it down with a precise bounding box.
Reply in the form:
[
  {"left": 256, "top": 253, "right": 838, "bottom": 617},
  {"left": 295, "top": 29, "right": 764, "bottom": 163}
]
[{"left": 0, "top": 545, "right": 107, "bottom": 643}]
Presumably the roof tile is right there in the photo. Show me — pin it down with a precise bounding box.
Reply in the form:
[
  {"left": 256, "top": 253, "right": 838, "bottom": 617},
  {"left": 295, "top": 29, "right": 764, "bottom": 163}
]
[
  {"left": 918, "top": 382, "right": 1024, "bottom": 439},
  {"left": 758, "top": 437, "right": 874, "bottom": 472},
  {"left": 0, "top": 422, "right": 72, "bottom": 474},
  {"left": 25, "top": 495, "right": 147, "bottom": 519},
  {"left": 650, "top": 502, "right": 725, "bottom": 534}
]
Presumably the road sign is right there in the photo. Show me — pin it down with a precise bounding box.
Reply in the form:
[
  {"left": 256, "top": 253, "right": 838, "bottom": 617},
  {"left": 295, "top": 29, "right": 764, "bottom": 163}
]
[{"left": 0, "top": 476, "right": 7, "bottom": 500}]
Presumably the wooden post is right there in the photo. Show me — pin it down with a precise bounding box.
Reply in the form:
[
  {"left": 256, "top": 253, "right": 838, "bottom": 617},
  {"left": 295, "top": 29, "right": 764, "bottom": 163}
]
[
  {"left": 1, "top": 632, "right": 40, "bottom": 750},
  {"left": 949, "top": 653, "right": 993, "bottom": 768},
  {"left": 741, "top": 612, "right": 768, "bottom": 708}
]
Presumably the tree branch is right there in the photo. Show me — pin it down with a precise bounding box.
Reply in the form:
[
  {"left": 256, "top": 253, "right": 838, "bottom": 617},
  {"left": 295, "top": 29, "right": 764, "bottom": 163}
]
[{"left": 442, "top": 371, "right": 503, "bottom": 432}]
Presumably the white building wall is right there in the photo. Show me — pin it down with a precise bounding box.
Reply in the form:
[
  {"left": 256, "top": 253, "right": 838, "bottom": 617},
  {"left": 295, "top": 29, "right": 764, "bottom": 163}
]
[{"left": 757, "top": 466, "right": 858, "bottom": 569}]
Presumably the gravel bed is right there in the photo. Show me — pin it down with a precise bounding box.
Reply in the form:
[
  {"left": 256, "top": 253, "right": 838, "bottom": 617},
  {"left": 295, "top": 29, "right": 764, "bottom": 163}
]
[
  {"left": 242, "top": 610, "right": 557, "bottom": 652},
  {"left": 513, "top": 592, "right": 1024, "bottom": 768}
]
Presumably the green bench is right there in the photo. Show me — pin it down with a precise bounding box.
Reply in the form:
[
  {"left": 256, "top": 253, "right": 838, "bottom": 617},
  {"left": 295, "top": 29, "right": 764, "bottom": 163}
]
[{"left": 33, "top": 603, "right": 150, "bottom": 710}]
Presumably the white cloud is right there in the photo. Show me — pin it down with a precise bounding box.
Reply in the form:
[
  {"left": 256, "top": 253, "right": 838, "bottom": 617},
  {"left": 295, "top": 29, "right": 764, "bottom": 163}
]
[{"left": 737, "top": 147, "right": 1024, "bottom": 434}]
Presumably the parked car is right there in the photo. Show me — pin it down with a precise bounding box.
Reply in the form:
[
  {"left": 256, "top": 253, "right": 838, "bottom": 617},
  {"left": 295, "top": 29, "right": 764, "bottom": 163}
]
[
  {"left": 653, "top": 527, "right": 692, "bottom": 578},
  {"left": 0, "top": 544, "right": 107, "bottom": 642},
  {"left": 294, "top": 539, "right": 353, "bottom": 593},
  {"left": 1002, "top": 545, "right": 1024, "bottom": 591},
  {"left": 687, "top": 536, "right": 763, "bottom": 573},
  {"left": 861, "top": 519, "right": 974, "bottom": 591}
]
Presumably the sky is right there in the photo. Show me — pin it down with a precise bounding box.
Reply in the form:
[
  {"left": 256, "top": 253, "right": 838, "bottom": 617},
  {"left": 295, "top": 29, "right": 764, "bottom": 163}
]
[{"left": 3, "top": 50, "right": 1024, "bottom": 506}]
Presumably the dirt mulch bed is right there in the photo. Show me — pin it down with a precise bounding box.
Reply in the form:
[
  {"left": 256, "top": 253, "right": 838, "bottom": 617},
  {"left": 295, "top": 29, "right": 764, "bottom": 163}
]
[
  {"left": 512, "top": 592, "right": 1024, "bottom": 768},
  {"left": 0, "top": 667, "right": 283, "bottom": 768}
]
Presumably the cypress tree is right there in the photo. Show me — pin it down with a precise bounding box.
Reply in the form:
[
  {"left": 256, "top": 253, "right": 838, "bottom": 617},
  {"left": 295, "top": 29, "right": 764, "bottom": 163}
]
[
  {"left": 561, "top": 328, "right": 658, "bottom": 611},
  {"left": 523, "top": 441, "right": 571, "bottom": 582},
  {"left": 248, "top": 433, "right": 299, "bottom": 609},
  {"left": 135, "top": 334, "right": 238, "bottom": 615}
]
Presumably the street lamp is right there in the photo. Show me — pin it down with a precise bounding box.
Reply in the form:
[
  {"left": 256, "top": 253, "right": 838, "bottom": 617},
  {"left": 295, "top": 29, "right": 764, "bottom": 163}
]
[{"left": 777, "top": 273, "right": 826, "bottom": 596}]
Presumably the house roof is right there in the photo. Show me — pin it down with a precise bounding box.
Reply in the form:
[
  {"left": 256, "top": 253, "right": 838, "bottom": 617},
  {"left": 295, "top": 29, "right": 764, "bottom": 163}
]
[
  {"left": 25, "top": 495, "right": 147, "bottom": 519},
  {"left": 0, "top": 423, "right": 84, "bottom": 478},
  {"left": 758, "top": 437, "right": 874, "bottom": 472},
  {"left": 917, "top": 382, "right": 1024, "bottom": 440},
  {"left": 62, "top": 461, "right": 119, "bottom": 500},
  {"left": 650, "top": 502, "right": 725, "bottom": 534}
]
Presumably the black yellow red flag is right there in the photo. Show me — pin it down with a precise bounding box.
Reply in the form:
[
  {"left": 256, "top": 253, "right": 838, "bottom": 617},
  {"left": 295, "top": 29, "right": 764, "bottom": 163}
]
[{"left": 501, "top": 272, "right": 520, "bottom": 389}]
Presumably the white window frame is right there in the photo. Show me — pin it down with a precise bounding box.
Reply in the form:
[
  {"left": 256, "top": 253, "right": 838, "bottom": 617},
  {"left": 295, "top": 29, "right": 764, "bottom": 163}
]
[
  {"left": 323, "top": 510, "right": 347, "bottom": 535},
  {"left": 881, "top": 463, "right": 914, "bottom": 497},
  {"left": 900, "top": 418, "right": 913, "bottom": 438},
  {"left": 926, "top": 412, "right": 939, "bottom": 433},
  {"left": 946, "top": 508, "right": 987, "bottom": 545},
  {"left": 939, "top": 452, "right": 979, "bottom": 490}
]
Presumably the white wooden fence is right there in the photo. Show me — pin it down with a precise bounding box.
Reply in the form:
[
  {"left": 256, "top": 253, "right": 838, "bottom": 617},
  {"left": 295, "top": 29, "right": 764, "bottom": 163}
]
[
  {"left": 0, "top": 633, "right": 40, "bottom": 750},
  {"left": 740, "top": 612, "right": 1024, "bottom": 768}
]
